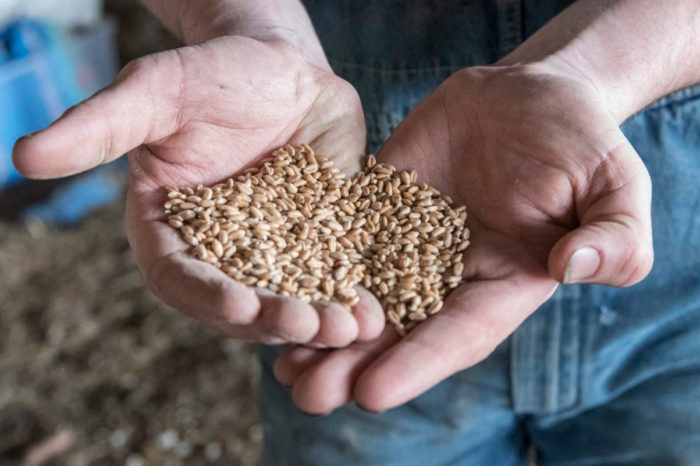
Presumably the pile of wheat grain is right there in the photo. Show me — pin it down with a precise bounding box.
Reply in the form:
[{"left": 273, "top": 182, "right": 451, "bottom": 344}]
[{"left": 164, "top": 144, "right": 469, "bottom": 334}]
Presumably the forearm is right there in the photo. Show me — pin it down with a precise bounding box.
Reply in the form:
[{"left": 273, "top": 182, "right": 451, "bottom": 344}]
[
  {"left": 138, "top": 0, "right": 329, "bottom": 68},
  {"left": 499, "top": 0, "right": 700, "bottom": 123}
]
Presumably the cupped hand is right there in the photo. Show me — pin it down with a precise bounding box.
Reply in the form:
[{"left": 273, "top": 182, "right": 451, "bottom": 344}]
[
  {"left": 13, "top": 36, "right": 384, "bottom": 347},
  {"left": 274, "top": 64, "right": 654, "bottom": 414}
]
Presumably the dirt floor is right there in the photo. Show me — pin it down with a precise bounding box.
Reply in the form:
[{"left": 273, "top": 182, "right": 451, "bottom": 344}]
[
  {"left": 1, "top": 2, "right": 264, "bottom": 464},
  {"left": 0, "top": 202, "right": 263, "bottom": 465}
]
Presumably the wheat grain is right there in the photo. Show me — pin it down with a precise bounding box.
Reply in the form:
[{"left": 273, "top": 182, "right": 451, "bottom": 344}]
[{"left": 164, "top": 144, "right": 469, "bottom": 335}]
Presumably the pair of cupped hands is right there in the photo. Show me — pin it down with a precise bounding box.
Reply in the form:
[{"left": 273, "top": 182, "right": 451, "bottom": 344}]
[{"left": 14, "top": 36, "right": 653, "bottom": 415}]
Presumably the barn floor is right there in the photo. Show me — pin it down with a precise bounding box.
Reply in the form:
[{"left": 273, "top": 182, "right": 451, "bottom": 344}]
[{"left": 0, "top": 200, "right": 263, "bottom": 465}]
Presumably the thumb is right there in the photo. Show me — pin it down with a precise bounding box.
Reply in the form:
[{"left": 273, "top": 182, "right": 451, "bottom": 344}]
[
  {"left": 549, "top": 131, "right": 654, "bottom": 287},
  {"left": 13, "top": 50, "right": 184, "bottom": 179}
]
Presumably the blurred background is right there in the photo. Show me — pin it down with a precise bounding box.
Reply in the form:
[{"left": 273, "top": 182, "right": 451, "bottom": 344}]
[{"left": 0, "top": 1, "right": 262, "bottom": 464}]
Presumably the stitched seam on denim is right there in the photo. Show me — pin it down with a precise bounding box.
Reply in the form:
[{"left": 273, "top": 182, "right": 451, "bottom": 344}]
[
  {"left": 512, "top": 287, "right": 581, "bottom": 414},
  {"left": 511, "top": 314, "right": 538, "bottom": 413},
  {"left": 578, "top": 285, "right": 599, "bottom": 413},
  {"left": 558, "top": 291, "right": 581, "bottom": 410},
  {"left": 544, "top": 299, "right": 564, "bottom": 411}
]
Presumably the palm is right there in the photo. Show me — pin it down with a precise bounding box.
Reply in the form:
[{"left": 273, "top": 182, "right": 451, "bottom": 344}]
[
  {"left": 127, "top": 37, "right": 365, "bottom": 190},
  {"left": 127, "top": 37, "right": 386, "bottom": 346},
  {"left": 381, "top": 66, "right": 605, "bottom": 303},
  {"left": 274, "top": 65, "right": 653, "bottom": 414},
  {"left": 15, "top": 36, "right": 384, "bottom": 347}
]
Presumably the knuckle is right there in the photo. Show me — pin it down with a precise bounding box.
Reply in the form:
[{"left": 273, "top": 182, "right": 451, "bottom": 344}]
[
  {"left": 218, "top": 290, "right": 255, "bottom": 325},
  {"left": 618, "top": 243, "right": 654, "bottom": 287},
  {"left": 266, "top": 311, "right": 318, "bottom": 343},
  {"left": 118, "top": 51, "right": 176, "bottom": 83},
  {"left": 638, "top": 244, "right": 655, "bottom": 275},
  {"left": 118, "top": 56, "right": 152, "bottom": 80},
  {"left": 210, "top": 279, "right": 259, "bottom": 324}
]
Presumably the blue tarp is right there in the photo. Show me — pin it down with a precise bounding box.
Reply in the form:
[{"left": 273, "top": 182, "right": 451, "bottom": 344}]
[{"left": 0, "top": 18, "right": 122, "bottom": 224}]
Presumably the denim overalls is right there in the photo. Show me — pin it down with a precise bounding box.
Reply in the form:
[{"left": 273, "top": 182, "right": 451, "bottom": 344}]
[{"left": 260, "top": 2, "right": 700, "bottom": 464}]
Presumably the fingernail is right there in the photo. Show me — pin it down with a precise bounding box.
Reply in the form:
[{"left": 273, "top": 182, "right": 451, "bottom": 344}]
[
  {"left": 356, "top": 403, "right": 384, "bottom": 415},
  {"left": 564, "top": 247, "right": 600, "bottom": 283}
]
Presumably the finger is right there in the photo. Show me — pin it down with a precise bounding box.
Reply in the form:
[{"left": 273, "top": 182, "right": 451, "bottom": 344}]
[
  {"left": 353, "top": 275, "right": 557, "bottom": 412},
  {"left": 212, "top": 285, "right": 384, "bottom": 348},
  {"left": 193, "top": 291, "right": 323, "bottom": 344},
  {"left": 126, "top": 184, "right": 264, "bottom": 327},
  {"left": 303, "top": 287, "right": 385, "bottom": 348},
  {"left": 273, "top": 346, "right": 330, "bottom": 387},
  {"left": 209, "top": 321, "right": 287, "bottom": 345},
  {"left": 549, "top": 132, "right": 653, "bottom": 286},
  {"left": 254, "top": 290, "right": 321, "bottom": 343},
  {"left": 133, "top": 203, "right": 320, "bottom": 342},
  {"left": 352, "top": 287, "right": 385, "bottom": 341},
  {"left": 147, "top": 250, "right": 262, "bottom": 325},
  {"left": 13, "top": 51, "right": 183, "bottom": 179},
  {"left": 306, "top": 301, "right": 358, "bottom": 348},
  {"left": 290, "top": 329, "right": 398, "bottom": 415}
]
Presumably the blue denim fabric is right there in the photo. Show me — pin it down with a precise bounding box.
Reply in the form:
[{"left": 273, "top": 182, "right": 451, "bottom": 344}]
[{"left": 259, "top": 1, "right": 700, "bottom": 464}]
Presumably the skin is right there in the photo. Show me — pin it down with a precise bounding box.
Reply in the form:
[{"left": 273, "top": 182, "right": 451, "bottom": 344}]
[
  {"left": 13, "top": 0, "right": 700, "bottom": 414},
  {"left": 274, "top": 0, "right": 700, "bottom": 414},
  {"left": 275, "top": 64, "right": 653, "bottom": 413},
  {"left": 12, "top": 30, "right": 384, "bottom": 348}
]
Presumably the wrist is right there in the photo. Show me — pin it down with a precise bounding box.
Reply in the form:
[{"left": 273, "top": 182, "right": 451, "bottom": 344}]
[
  {"left": 145, "top": 0, "right": 331, "bottom": 70},
  {"left": 498, "top": 46, "right": 643, "bottom": 125},
  {"left": 510, "top": 52, "right": 661, "bottom": 125},
  {"left": 495, "top": 0, "right": 700, "bottom": 125},
  {"left": 505, "top": 54, "right": 629, "bottom": 122},
  {"left": 490, "top": 53, "right": 612, "bottom": 112}
]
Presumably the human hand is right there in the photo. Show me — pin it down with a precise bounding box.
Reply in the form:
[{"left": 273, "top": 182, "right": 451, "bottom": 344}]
[
  {"left": 274, "top": 64, "right": 654, "bottom": 413},
  {"left": 12, "top": 36, "right": 384, "bottom": 347}
]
